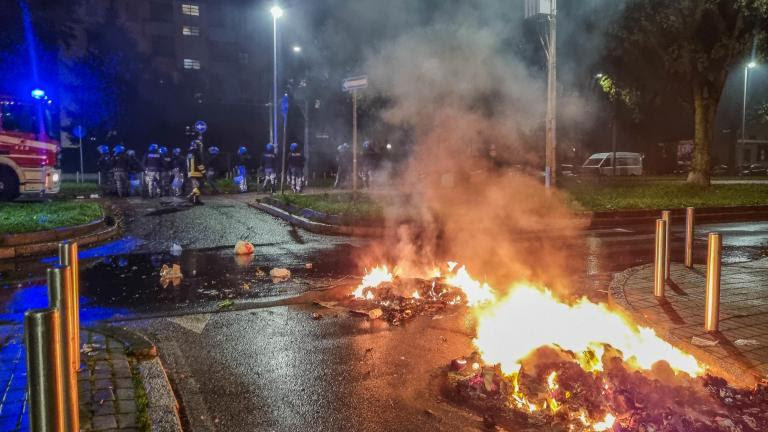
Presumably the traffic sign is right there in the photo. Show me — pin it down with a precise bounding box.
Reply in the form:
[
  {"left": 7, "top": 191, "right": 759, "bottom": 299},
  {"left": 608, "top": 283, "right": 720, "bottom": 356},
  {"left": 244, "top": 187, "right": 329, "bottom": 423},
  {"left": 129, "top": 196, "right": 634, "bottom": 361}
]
[
  {"left": 342, "top": 75, "right": 368, "bottom": 92},
  {"left": 194, "top": 120, "right": 207, "bottom": 133},
  {"left": 72, "top": 125, "right": 86, "bottom": 139}
]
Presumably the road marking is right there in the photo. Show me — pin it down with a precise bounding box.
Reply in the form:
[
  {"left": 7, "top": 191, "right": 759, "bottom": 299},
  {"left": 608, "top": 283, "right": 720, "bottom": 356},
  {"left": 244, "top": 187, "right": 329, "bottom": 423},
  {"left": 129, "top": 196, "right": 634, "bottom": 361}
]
[{"left": 168, "top": 314, "right": 211, "bottom": 334}]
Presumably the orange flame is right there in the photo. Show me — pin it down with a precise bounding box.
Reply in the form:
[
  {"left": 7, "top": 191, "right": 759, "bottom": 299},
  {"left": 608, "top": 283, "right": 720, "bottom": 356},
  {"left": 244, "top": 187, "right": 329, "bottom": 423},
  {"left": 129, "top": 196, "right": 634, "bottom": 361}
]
[{"left": 353, "top": 265, "right": 394, "bottom": 298}]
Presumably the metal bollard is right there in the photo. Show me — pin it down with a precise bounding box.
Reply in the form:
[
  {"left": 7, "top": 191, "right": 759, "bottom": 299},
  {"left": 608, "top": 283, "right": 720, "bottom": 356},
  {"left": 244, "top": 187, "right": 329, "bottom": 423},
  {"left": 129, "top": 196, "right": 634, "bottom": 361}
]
[
  {"left": 654, "top": 219, "right": 667, "bottom": 297},
  {"left": 58, "top": 241, "right": 80, "bottom": 370},
  {"left": 705, "top": 233, "right": 723, "bottom": 332},
  {"left": 685, "top": 207, "right": 695, "bottom": 268},
  {"left": 661, "top": 210, "right": 671, "bottom": 280},
  {"left": 25, "top": 308, "right": 65, "bottom": 432},
  {"left": 47, "top": 266, "right": 80, "bottom": 432}
]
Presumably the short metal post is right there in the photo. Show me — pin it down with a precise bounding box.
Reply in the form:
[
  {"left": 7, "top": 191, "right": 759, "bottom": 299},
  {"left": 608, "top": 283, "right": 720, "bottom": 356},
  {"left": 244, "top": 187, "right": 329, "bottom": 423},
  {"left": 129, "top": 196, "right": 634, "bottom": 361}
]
[
  {"left": 47, "top": 266, "right": 79, "bottom": 432},
  {"left": 685, "top": 207, "right": 695, "bottom": 268},
  {"left": 654, "top": 219, "right": 667, "bottom": 297},
  {"left": 705, "top": 233, "right": 723, "bottom": 332},
  {"left": 661, "top": 210, "right": 671, "bottom": 280},
  {"left": 58, "top": 241, "right": 80, "bottom": 370},
  {"left": 25, "top": 308, "right": 65, "bottom": 432}
]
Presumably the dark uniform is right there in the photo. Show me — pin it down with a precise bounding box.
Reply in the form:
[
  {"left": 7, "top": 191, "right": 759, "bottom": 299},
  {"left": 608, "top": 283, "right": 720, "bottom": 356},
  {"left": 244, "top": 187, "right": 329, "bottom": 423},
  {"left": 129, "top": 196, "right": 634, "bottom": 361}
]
[
  {"left": 142, "top": 146, "right": 163, "bottom": 198},
  {"left": 234, "top": 147, "right": 251, "bottom": 193},
  {"left": 126, "top": 150, "right": 144, "bottom": 196},
  {"left": 334, "top": 143, "right": 352, "bottom": 188},
  {"left": 261, "top": 145, "right": 277, "bottom": 193},
  {"left": 96, "top": 146, "right": 112, "bottom": 195},
  {"left": 171, "top": 149, "right": 186, "bottom": 197},
  {"left": 111, "top": 147, "right": 130, "bottom": 198},
  {"left": 287, "top": 144, "right": 305, "bottom": 193}
]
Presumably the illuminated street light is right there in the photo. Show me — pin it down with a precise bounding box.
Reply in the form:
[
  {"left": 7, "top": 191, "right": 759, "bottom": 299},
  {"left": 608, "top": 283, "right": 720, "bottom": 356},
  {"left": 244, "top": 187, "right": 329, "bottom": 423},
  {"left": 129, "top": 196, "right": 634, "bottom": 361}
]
[
  {"left": 595, "top": 73, "right": 604, "bottom": 79},
  {"left": 270, "top": 5, "right": 283, "bottom": 18},
  {"left": 292, "top": 45, "right": 302, "bottom": 53},
  {"left": 30, "top": 88, "right": 45, "bottom": 99},
  {"left": 742, "top": 61, "right": 759, "bottom": 142}
]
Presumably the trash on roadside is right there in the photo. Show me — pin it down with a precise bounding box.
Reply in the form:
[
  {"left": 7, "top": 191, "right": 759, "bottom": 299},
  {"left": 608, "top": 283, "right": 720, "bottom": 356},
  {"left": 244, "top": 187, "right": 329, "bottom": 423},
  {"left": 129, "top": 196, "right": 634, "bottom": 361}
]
[
  {"left": 170, "top": 243, "right": 183, "bottom": 256},
  {"left": 691, "top": 336, "right": 719, "bottom": 347},
  {"left": 81, "top": 343, "right": 102, "bottom": 354},
  {"left": 217, "top": 299, "right": 235, "bottom": 309},
  {"left": 159, "top": 264, "right": 182, "bottom": 288},
  {"left": 89, "top": 193, "right": 100, "bottom": 199},
  {"left": 368, "top": 308, "right": 383, "bottom": 320},
  {"left": 269, "top": 268, "right": 291, "bottom": 282},
  {"left": 734, "top": 339, "right": 759, "bottom": 346},
  {"left": 312, "top": 312, "right": 323, "bottom": 320},
  {"left": 234, "top": 240, "right": 255, "bottom": 255},
  {"left": 305, "top": 262, "right": 313, "bottom": 269}
]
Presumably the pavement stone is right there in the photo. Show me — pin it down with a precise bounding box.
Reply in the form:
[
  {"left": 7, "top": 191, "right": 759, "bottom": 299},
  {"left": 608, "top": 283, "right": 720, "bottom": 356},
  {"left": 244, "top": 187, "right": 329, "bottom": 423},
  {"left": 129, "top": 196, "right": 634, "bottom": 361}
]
[
  {"left": 0, "top": 328, "right": 145, "bottom": 431},
  {"left": 612, "top": 257, "right": 768, "bottom": 385}
]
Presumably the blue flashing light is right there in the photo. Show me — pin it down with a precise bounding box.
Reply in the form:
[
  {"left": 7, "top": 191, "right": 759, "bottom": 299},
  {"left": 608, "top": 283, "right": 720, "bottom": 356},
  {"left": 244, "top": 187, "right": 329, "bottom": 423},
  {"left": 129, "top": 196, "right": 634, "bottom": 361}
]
[{"left": 30, "top": 88, "right": 45, "bottom": 99}]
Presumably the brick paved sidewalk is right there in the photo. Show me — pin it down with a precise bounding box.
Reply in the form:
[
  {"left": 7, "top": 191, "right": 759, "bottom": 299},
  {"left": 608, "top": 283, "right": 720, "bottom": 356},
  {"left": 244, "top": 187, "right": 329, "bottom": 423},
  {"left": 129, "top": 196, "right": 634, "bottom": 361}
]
[
  {"left": 612, "top": 257, "right": 768, "bottom": 385},
  {"left": 0, "top": 327, "right": 147, "bottom": 431}
]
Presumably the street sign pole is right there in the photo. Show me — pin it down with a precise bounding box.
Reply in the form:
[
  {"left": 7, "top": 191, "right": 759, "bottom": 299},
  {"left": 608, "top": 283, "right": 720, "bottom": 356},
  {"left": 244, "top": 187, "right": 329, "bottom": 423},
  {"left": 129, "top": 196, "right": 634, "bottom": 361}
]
[
  {"left": 78, "top": 135, "right": 83, "bottom": 183},
  {"left": 352, "top": 89, "right": 358, "bottom": 192}
]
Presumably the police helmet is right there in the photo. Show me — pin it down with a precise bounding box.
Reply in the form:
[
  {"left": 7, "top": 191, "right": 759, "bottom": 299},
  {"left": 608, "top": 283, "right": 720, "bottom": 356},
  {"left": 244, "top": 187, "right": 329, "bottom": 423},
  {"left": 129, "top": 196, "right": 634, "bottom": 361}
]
[
  {"left": 172, "top": 147, "right": 181, "bottom": 156},
  {"left": 238, "top": 146, "right": 247, "bottom": 155},
  {"left": 127, "top": 149, "right": 136, "bottom": 157},
  {"left": 266, "top": 143, "right": 275, "bottom": 153},
  {"left": 159, "top": 146, "right": 168, "bottom": 155},
  {"left": 208, "top": 146, "right": 220, "bottom": 155},
  {"left": 97, "top": 145, "right": 109, "bottom": 155},
  {"left": 189, "top": 140, "right": 200, "bottom": 151},
  {"left": 113, "top": 145, "right": 125, "bottom": 155},
  {"left": 148, "top": 143, "right": 159, "bottom": 153},
  {"left": 290, "top": 143, "right": 298, "bottom": 152}
]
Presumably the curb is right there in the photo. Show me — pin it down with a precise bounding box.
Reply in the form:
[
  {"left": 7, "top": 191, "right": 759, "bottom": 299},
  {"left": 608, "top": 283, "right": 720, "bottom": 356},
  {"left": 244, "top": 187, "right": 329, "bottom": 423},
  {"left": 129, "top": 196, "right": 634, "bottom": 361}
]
[
  {"left": 0, "top": 209, "right": 122, "bottom": 260},
  {"left": 138, "top": 358, "right": 184, "bottom": 432},
  {"left": 608, "top": 266, "right": 760, "bottom": 388},
  {"left": 588, "top": 205, "right": 768, "bottom": 229},
  {"left": 87, "top": 324, "right": 183, "bottom": 432},
  {"left": 250, "top": 201, "right": 385, "bottom": 237}
]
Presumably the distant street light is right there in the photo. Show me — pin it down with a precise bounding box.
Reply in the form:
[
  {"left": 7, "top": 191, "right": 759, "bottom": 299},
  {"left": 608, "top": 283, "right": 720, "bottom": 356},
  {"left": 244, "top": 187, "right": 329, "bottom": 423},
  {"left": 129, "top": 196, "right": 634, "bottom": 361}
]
[
  {"left": 595, "top": 73, "right": 604, "bottom": 79},
  {"left": 742, "top": 61, "right": 758, "bottom": 143},
  {"left": 271, "top": 4, "right": 283, "bottom": 161},
  {"left": 292, "top": 45, "right": 302, "bottom": 53}
]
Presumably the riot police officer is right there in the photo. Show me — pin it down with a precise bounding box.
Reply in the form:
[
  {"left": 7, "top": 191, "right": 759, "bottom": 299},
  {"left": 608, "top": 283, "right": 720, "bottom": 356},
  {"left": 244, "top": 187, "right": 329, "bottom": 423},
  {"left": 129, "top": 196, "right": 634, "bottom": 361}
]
[
  {"left": 360, "top": 140, "right": 376, "bottom": 188},
  {"left": 334, "top": 143, "right": 351, "bottom": 188},
  {"left": 111, "top": 145, "right": 130, "bottom": 198},
  {"left": 234, "top": 146, "right": 250, "bottom": 193},
  {"left": 205, "top": 146, "right": 222, "bottom": 194},
  {"left": 142, "top": 143, "right": 162, "bottom": 198},
  {"left": 126, "top": 149, "right": 144, "bottom": 196},
  {"left": 96, "top": 145, "right": 112, "bottom": 195},
  {"left": 170, "top": 147, "right": 186, "bottom": 197},
  {"left": 287, "top": 142, "right": 305, "bottom": 193},
  {"left": 159, "top": 146, "right": 172, "bottom": 196},
  {"left": 261, "top": 143, "right": 277, "bottom": 193},
  {"left": 186, "top": 140, "right": 205, "bottom": 204}
]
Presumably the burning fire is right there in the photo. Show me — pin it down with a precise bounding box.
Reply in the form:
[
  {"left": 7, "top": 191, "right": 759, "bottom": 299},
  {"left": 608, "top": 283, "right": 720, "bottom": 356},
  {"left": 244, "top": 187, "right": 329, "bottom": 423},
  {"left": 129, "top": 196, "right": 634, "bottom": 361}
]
[
  {"left": 352, "top": 265, "right": 394, "bottom": 299},
  {"left": 472, "top": 283, "right": 703, "bottom": 376},
  {"left": 442, "top": 266, "right": 495, "bottom": 306}
]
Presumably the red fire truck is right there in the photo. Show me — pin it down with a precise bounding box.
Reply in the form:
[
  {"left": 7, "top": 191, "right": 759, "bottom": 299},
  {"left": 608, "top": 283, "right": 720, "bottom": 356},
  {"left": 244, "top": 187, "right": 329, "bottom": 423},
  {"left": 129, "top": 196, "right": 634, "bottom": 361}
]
[{"left": 0, "top": 92, "right": 61, "bottom": 200}]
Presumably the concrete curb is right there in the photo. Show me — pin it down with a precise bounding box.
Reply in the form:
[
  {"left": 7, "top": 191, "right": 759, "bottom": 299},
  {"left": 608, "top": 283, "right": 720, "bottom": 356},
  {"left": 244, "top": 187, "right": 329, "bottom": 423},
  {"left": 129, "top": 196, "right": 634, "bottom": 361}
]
[
  {"left": 0, "top": 210, "right": 122, "bottom": 260},
  {"left": 87, "top": 324, "right": 183, "bottom": 432},
  {"left": 588, "top": 205, "right": 768, "bottom": 229},
  {"left": 608, "top": 265, "right": 760, "bottom": 387},
  {"left": 138, "top": 358, "right": 184, "bottom": 432},
  {"left": 250, "top": 201, "right": 385, "bottom": 237}
]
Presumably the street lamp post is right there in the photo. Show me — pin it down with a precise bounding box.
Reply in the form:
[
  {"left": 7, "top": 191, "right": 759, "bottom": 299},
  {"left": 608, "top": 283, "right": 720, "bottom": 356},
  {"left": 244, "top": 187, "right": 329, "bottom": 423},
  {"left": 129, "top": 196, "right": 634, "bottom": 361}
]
[
  {"left": 270, "top": 5, "right": 283, "bottom": 156},
  {"left": 742, "top": 61, "right": 757, "bottom": 144}
]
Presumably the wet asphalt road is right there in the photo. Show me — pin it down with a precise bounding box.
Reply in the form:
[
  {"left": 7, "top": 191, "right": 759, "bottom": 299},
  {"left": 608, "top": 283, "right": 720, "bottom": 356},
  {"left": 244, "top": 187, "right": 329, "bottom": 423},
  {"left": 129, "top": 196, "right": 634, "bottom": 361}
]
[{"left": 1, "top": 195, "right": 768, "bottom": 431}]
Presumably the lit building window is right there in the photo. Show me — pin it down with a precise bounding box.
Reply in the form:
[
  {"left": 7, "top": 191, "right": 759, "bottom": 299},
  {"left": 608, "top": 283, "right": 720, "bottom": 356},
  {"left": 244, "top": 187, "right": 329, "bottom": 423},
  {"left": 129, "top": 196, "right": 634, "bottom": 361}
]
[
  {"left": 182, "top": 25, "right": 200, "bottom": 36},
  {"left": 181, "top": 4, "right": 200, "bottom": 16},
  {"left": 183, "top": 59, "right": 201, "bottom": 70}
]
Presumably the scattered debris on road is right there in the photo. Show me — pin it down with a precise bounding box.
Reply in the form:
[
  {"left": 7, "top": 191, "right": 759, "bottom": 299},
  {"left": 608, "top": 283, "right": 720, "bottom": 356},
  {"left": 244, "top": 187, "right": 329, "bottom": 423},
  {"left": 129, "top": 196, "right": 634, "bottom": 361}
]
[
  {"left": 270, "top": 268, "right": 291, "bottom": 282},
  {"left": 217, "top": 299, "right": 235, "bottom": 309},
  {"left": 692, "top": 336, "right": 719, "bottom": 347},
  {"left": 234, "top": 240, "right": 255, "bottom": 255},
  {"left": 735, "top": 339, "right": 760, "bottom": 346}
]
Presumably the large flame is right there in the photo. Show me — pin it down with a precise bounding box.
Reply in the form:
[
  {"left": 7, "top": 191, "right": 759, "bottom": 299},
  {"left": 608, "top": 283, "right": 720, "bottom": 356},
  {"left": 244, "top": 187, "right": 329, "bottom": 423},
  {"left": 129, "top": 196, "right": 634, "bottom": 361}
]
[
  {"left": 353, "top": 265, "right": 394, "bottom": 298},
  {"left": 473, "top": 283, "right": 703, "bottom": 376},
  {"left": 443, "top": 265, "right": 495, "bottom": 306}
]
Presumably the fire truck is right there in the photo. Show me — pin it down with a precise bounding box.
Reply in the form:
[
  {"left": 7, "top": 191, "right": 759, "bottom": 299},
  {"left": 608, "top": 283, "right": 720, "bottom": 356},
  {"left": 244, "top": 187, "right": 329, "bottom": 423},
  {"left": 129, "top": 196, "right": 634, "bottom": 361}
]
[{"left": 0, "top": 91, "right": 61, "bottom": 200}]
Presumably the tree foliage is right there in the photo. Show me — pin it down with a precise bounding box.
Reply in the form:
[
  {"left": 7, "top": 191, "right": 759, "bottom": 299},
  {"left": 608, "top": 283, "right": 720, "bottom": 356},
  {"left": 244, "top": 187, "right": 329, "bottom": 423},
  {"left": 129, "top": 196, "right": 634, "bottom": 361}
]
[{"left": 605, "top": 0, "right": 768, "bottom": 185}]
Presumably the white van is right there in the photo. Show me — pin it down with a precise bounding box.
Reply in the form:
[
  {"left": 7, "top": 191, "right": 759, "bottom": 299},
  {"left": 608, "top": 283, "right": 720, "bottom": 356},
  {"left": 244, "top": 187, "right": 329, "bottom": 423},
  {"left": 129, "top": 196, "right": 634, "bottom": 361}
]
[{"left": 581, "top": 152, "right": 643, "bottom": 176}]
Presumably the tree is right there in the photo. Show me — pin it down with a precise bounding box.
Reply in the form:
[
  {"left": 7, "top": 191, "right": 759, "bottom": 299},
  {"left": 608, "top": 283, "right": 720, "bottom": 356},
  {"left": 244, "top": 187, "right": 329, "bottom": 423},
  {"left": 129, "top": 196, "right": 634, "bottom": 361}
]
[{"left": 607, "top": 0, "right": 768, "bottom": 185}]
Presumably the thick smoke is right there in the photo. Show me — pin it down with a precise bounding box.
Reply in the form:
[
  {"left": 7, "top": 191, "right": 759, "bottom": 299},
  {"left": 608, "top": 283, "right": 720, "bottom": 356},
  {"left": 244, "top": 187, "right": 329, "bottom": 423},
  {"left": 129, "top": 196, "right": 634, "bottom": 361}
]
[{"left": 358, "top": 2, "right": 590, "bottom": 294}]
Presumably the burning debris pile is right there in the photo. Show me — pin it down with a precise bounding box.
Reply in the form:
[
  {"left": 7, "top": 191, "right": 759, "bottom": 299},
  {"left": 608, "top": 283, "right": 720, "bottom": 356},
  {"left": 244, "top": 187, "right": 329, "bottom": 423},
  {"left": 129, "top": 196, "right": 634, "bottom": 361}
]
[
  {"left": 347, "top": 263, "right": 494, "bottom": 325},
  {"left": 448, "top": 350, "right": 768, "bottom": 432}
]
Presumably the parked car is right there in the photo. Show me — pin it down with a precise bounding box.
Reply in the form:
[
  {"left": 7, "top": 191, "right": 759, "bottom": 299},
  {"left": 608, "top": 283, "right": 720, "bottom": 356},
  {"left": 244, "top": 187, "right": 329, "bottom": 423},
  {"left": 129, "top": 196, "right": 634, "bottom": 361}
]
[
  {"left": 580, "top": 152, "right": 643, "bottom": 176},
  {"left": 739, "top": 164, "right": 768, "bottom": 176}
]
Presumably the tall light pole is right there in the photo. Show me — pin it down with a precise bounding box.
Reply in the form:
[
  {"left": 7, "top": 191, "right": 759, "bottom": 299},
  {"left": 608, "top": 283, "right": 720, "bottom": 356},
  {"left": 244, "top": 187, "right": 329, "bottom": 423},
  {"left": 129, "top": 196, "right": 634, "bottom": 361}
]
[
  {"left": 270, "top": 5, "right": 283, "bottom": 155},
  {"left": 742, "top": 61, "right": 757, "bottom": 144}
]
